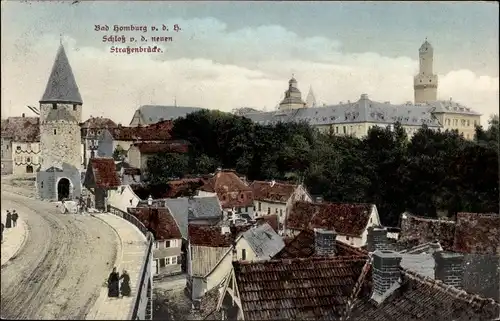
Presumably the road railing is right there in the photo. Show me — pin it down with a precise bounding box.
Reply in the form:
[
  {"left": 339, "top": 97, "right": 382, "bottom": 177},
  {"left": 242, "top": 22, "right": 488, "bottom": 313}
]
[{"left": 107, "top": 205, "right": 154, "bottom": 320}]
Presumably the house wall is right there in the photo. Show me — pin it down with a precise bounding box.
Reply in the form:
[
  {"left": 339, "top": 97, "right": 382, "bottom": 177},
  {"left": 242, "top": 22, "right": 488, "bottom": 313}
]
[
  {"left": 315, "top": 122, "right": 436, "bottom": 139},
  {"left": 434, "top": 112, "right": 481, "bottom": 140},
  {"left": 198, "top": 191, "right": 218, "bottom": 197},
  {"left": 12, "top": 141, "right": 41, "bottom": 175},
  {"left": 1, "top": 137, "right": 13, "bottom": 175},
  {"left": 357, "top": 205, "right": 381, "bottom": 247},
  {"left": 108, "top": 185, "right": 142, "bottom": 212},
  {"left": 127, "top": 146, "right": 142, "bottom": 169},
  {"left": 253, "top": 200, "right": 286, "bottom": 221},
  {"left": 153, "top": 239, "right": 182, "bottom": 276}
]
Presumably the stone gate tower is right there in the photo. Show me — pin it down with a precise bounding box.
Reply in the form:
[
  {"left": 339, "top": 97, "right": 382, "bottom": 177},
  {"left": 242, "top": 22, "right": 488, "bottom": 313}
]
[
  {"left": 414, "top": 39, "right": 438, "bottom": 104},
  {"left": 36, "top": 44, "right": 83, "bottom": 201}
]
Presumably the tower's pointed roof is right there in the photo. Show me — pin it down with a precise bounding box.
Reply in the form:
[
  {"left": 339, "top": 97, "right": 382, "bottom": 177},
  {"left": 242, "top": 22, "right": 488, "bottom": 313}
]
[
  {"left": 306, "top": 86, "right": 317, "bottom": 108},
  {"left": 419, "top": 39, "right": 433, "bottom": 52},
  {"left": 40, "top": 44, "right": 83, "bottom": 104}
]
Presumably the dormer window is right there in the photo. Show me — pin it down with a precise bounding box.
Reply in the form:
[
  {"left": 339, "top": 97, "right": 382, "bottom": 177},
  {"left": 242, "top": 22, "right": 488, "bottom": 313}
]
[{"left": 52, "top": 103, "right": 57, "bottom": 109}]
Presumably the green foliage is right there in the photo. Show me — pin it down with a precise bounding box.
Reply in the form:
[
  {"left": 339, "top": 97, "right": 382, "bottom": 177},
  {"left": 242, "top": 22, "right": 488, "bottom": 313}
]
[
  {"left": 146, "top": 110, "right": 499, "bottom": 226},
  {"left": 112, "top": 145, "right": 126, "bottom": 161}
]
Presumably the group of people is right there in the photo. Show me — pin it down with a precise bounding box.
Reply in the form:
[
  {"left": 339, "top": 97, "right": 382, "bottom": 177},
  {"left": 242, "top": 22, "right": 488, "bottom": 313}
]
[
  {"left": 1, "top": 210, "right": 19, "bottom": 242},
  {"left": 107, "top": 267, "right": 131, "bottom": 298}
]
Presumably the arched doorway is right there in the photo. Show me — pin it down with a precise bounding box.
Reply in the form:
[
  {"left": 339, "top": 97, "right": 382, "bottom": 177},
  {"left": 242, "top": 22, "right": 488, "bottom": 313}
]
[
  {"left": 57, "top": 178, "right": 71, "bottom": 201},
  {"left": 26, "top": 165, "right": 33, "bottom": 173}
]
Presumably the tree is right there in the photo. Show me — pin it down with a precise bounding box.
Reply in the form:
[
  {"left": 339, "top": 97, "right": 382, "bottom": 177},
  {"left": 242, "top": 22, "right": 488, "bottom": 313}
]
[
  {"left": 112, "top": 145, "right": 126, "bottom": 161},
  {"left": 145, "top": 153, "right": 189, "bottom": 185}
]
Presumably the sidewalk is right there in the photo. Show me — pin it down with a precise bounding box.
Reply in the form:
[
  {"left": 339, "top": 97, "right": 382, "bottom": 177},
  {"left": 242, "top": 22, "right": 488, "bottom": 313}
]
[
  {"left": 1, "top": 210, "right": 28, "bottom": 266},
  {"left": 86, "top": 213, "right": 148, "bottom": 320}
]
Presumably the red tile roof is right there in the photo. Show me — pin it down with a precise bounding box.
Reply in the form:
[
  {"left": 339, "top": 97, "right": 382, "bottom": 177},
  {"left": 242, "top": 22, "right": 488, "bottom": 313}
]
[
  {"left": 250, "top": 180, "right": 297, "bottom": 203},
  {"left": 132, "top": 141, "right": 189, "bottom": 154},
  {"left": 274, "top": 229, "right": 368, "bottom": 259},
  {"left": 1, "top": 116, "right": 40, "bottom": 142},
  {"left": 200, "top": 170, "right": 253, "bottom": 208},
  {"left": 110, "top": 120, "right": 173, "bottom": 141},
  {"left": 350, "top": 268, "right": 500, "bottom": 321},
  {"left": 286, "top": 201, "right": 373, "bottom": 237},
  {"left": 453, "top": 213, "right": 500, "bottom": 254},
  {"left": 188, "top": 224, "right": 252, "bottom": 247},
  {"left": 232, "top": 256, "right": 368, "bottom": 320},
  {"left": 255, "top": 215, "right": 279, "bottom": 233},
  {"left": 164, "top": 178, "right": 205, "bottom": 198},
  {"left": 88, "top": 158, "right": 121, "bottom": 188},
  {"left": 80, "top": 116, "right": 117, "bottom": 129},
  {"left": 399, "top": 213, "right": 457, "bottom": 250},
  {"left": 128, "top": 206, "right": 182, "bottom": 240}
]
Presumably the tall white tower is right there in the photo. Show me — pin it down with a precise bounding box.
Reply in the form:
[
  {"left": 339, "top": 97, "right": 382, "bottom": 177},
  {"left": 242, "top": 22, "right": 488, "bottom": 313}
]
[
  {"left": 413, "top": 39, "right": 438, "bottom": 104},
  {"left": 278, "top": 76, "right": 306, "bottom": 111},
  {"left": 37, "top": 44, "right": 83, "bottom": 201}
]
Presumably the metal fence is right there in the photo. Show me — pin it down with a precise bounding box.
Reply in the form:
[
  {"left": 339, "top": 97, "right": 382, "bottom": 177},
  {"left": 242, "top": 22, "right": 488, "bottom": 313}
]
[{"left": 108, "top": 205, "right": 154, "bottom": 320}]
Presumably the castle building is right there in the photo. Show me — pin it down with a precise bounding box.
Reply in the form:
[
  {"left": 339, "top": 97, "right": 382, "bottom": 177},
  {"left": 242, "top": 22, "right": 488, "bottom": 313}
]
[
  {"left": 36, "top": 44, "right": 84, "bottom": 201},
  {"left": 241, "top": 39, "right": 481, "bottom": 140}
]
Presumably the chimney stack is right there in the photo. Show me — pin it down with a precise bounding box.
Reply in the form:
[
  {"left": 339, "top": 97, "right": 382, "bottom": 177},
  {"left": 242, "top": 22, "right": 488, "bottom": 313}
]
[
  {"left": 433, "top": 252, "right": 465, "bottom": 288},
  {"left": 314, "top": 228, "right": 336, "bottom": 256},
  {"left": 367, "top": 226, "right": 390, "bottom": 252},
  {"left": 372, "top": 250, "right": 402, "bottom": 298}
]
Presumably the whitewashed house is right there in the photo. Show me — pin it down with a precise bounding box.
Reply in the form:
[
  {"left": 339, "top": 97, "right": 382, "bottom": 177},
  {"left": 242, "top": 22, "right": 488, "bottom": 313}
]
[
  {"left": 250, "top": 180, "right": 313, "bottom": 233},
  {"left": 285, "top": 201, "right": 381, "bottom": 247}
]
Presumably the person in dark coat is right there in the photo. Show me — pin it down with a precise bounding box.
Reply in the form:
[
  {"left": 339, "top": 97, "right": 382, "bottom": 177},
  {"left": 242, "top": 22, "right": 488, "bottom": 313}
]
[
  {"left": 107, "top": 267, "right": 120, "bottom": 298},
  {"left": 1, "top": 222, "right": 4, "bottom": 242},
  {"left": 11, "top": 210, "right": 19, "bottom": 227},
  {"left": 5, "top": 211, "right": 12, "bottom": 228},
  {"left": 120, "top": 270, "right": 131, "bottom": 297}
]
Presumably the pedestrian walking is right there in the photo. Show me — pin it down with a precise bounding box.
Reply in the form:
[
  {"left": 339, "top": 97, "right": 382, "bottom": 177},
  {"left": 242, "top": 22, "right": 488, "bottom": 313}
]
[
  {"left": 11, "top": 210, "right": 19, "bottom": 227},
  {"left": 1, "top": 222, "right": 4, "bottom": 242},
  {"left": 5, "top": 211, "right": 12, "bottom": 228},
  {"left": 120, "top": 270, "right": 131, "bottom": 297},
  {"left": 107, "top": 267, "right": 120, "bottom": 298}
]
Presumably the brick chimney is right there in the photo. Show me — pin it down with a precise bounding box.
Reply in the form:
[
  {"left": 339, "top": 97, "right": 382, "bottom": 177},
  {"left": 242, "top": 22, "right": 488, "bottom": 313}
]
[
  {"left": 367, "top": 226, "right": 390, "bottom": 252},
  {"left": 314, "top": 228, "right": 336, "bottom": 256},
  {"left": 433, "top": 252, "right": 465, "bottom": 288},
  {"left": 372, "top": 250, "right": 402, "bottom": 298}
]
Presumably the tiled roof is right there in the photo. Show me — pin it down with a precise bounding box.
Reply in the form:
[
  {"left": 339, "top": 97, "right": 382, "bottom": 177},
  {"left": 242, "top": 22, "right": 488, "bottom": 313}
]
[
  {"left": 200, "top": 170, "right": 253, "bottom": 208},
  {"left": 164, "top": 178, "right": 205, "bottom": 198},
  {"left": 188, "top": 224, "right": 252, "bottom": 247},
  {"left": 80, "top": 116, "right": 117, "bottom": 129},
  {"left": 453, "top": 213, "right": 500, "bottom": 254},
  {"left": 87, "top": 158, "right": 121, "bottom": 188},
  {"left": 286, "top": 201, "right": 373, "bottom": 237},
  {"left": 128, "top": 206, "right": 182, "bottom": 240},
  {"left": 273, "top": 229, "right": 368, "bottom": 259},
  {"left": 109, "top": 120, "right": 173, "bottom": 141},
  {"left": 1, "top": 116, "right": 40, "bottom": 142},
  {"left": 255, "top": 215, "right": 279, "bottom": 233},
  {"left": 244, "top": 94, "right": 442, "bottom": 128},
  {"left": 132, "top": 141, "right": 189, "bottom": 154},
  {"left": 232, "top": 256, "right": 368, "bottom": 320},
  {"left": 250, "top": 180, "right": 297, "bottom": 203},
  {"left": 399, "top": 213, "right": 456, "bottom": 250},
  {"left": 40, "top": 44, "right": 83, "bottom": 104},
  {"left": 240, "top": 223, "right": 285, "bottom": 260},
  {"left": 134, "top": 105, "right": 204, "bottom": 125},
  {"left": 350, "top": 268, "right": 500, "bottom": 321}
]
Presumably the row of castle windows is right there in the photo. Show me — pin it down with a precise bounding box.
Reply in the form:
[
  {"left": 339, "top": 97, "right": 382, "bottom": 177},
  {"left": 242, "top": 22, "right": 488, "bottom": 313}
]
[
  {"left": 14, "top": 156, "right": 39, "bottom": 164},
  {"left": 445, "top": 119, "right": 477, "bottom": 127}
]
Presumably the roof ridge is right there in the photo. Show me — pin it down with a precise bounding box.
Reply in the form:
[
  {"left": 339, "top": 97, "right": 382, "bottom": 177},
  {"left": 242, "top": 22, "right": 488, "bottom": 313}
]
[
  {"left": 236, "top": 255, "right": 367, "bottom": 266},
  {"left": 402, "top": 268, "right": 500, "bottom": 308}
]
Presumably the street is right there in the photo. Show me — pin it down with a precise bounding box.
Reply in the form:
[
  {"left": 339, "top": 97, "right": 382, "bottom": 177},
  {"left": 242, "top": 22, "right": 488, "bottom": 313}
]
[{"left": 0, "top": 189, "right": 118, "bottom": 319}]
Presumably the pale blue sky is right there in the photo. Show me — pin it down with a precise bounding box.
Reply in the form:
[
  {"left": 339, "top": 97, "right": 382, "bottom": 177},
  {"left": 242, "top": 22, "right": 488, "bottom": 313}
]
[{"left": 1, "top": 1, "right": 498, "bottom": 124}]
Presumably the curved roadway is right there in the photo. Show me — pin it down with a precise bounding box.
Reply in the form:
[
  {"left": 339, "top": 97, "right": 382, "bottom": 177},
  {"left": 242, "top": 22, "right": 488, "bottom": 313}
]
[{"left": 1, "top": 190, "right": 118, "bottom": 320}]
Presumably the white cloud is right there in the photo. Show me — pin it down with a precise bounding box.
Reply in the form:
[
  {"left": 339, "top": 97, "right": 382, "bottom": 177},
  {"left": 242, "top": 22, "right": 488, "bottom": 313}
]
[{"left": 1, "top": 18, "right": 498, "bottom": 126}]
